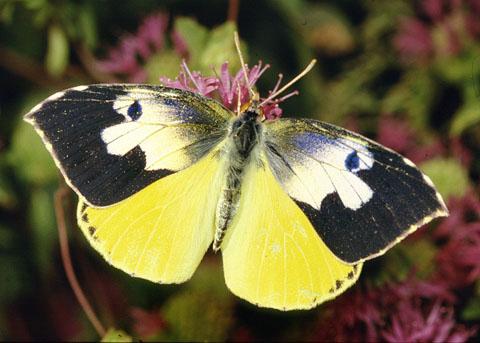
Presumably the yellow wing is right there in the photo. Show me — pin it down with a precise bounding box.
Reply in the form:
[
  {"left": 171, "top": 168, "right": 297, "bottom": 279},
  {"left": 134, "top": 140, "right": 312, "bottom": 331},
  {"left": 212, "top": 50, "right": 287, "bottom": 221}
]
[
  {"left": 221, "top": 154, "right": 363, "bottom": 310},
  {"left": 77, "top": 152, "right": 224, "bottom": 283}
]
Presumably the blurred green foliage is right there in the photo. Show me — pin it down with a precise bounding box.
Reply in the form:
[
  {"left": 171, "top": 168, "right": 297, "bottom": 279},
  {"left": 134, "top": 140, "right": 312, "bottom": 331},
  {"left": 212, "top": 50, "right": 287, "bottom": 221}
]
[{"left": 0, "top": 0, "right": 479, "bottom": 341}]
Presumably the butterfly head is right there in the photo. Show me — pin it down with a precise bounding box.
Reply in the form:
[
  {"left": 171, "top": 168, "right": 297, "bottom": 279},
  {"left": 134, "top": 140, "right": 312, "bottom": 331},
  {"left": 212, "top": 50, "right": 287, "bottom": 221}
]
[{"left": 231, "top": 105, "right": 262, "bottom": 156}]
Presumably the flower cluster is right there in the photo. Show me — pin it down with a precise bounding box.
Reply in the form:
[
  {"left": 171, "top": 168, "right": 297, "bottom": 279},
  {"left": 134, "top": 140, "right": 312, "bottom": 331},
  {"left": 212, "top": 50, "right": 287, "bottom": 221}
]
[
  {"left": 160, "top": 61, "right": 298, "bottom": 120},
  {"left": 96, "top": 13, "right": 184, "bottom": 82},
  {"left": 376, "top": 116, "right": 476, "bottom": 167},
  {"left": 434, "top": 192, "right": 480, "bottom": 287},
  {"left": 394, "top": 0, "right": 480, "bottom": 62},
  {"left": 313, "top": 264, "right": 477, "bottom": 342}
]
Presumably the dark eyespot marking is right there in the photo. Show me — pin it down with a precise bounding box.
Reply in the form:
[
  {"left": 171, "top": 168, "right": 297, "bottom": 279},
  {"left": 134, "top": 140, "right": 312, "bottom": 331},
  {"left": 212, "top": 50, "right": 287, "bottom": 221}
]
[
  {"left": 335, "top": 279, "right": 344, "bottom": 290},
  {"left": 82, "top": 212, "right": 89, "bottom": 223},
  {"left": 345, "top": 151, "right": 360, "bottom": 171},
  {"left": 127, "top": 100, "right": 142, "bottom": 120},
  {"left": 347, "top": 271, "right": 354, "bottom": 279}
]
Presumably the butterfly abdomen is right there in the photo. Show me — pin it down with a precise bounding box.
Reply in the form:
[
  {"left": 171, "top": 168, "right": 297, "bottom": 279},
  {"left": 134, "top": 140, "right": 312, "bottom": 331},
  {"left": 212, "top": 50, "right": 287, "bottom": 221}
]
[{"left": 213, "top": 111, "right": 262, "bottom": 251}]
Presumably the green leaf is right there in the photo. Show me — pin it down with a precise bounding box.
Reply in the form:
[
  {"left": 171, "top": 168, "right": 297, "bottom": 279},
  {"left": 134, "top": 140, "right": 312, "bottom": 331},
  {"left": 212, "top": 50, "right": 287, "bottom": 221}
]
[
  {"left": 0, "top": 225, "right": 31, "bottom": 305},
  {"left": 199, "top": 21, "right": 240, "bottom": 73},
  {"left": 7, "top": 120, "right": 58, "bottom": 186},
  {"left": 370, "top": 238, "right": 437, "bottom": 285},
  {"left": 0, "top": 159, "right": 17, "bottom": 210},
  {"left": 101, "top": 329, "right": 132, "bottom": 342},
  {"left": 302, "top": 3, "right": 355, "bottom": 56},
  {"left": 46, "top": 24, "right": 69, "bottom": 77},
  {"left": 420, "top": 158, "right": 470, "bottom": 200},
  {"left": 161, "top": 263, "right": 233, "bottom": 342},
  {"left": 0, "top": 1, "right": 15, "bottom": 22},
  {"left": 77, "top": 4, "right": 98, "bottom": 49},
  {"left": 450, "top": 102, "right": 480, "bottom": 137},
  {"left": 381, "top": 69, "right": 436, "bottom": 131},
  {"left": 28, "top": 187, "right": 57, "bottom": 273},
  {"left": 144, "top": 50, "right": 182, "bottom": 83},
  {"left": 462, "top": 282, "right": 480, "bottom": 321},
  {"left": 174, "top": 17, "right": 208, "bottom": 69}
]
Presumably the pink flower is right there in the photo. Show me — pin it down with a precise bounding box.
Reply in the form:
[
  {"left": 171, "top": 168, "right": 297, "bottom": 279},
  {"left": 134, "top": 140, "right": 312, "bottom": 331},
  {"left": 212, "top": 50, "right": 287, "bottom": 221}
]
[
  {"left": 160, "top": 61, "right": 219, "bottom": 97},
  {"left": 377, "top": 117, "right": 416, "bottom": 154},
  {"left": 312, "top": 276, "right": 475, "bottom": 342},
  {"left": 422, "top": 0, "right": 445, "bottom": 21},
  {"left": 171, "top": 30, "right": 189, "bottom": 58},
  {"left": 426, "top": 191, "right": 480, "bottom": 289},
  {"left": 381, "top": 301, "right": 474, "bottom": 342},
  {"left": 130, "top": 307, "right": 166, "bottom": 339},
  {"left": 394, "top": 18, "right": 433, "bottom": 62},
  {"left": 97, "top": 13, "right": 187, "bottom": 82},
  {"left": 161, "top": 61, "right": 298, "bottom": 120},
  {"left": 395, "top": 0, "right": 480, "bottom": 61},
  {"left": 376, "top": 117, "right": 445, "bottom": 163},
  {"left": 435, "top": 191, "right": 480, "bottom": 238},
  {"left": 216, "top": 61, "right": 270, "bottom": 110}
]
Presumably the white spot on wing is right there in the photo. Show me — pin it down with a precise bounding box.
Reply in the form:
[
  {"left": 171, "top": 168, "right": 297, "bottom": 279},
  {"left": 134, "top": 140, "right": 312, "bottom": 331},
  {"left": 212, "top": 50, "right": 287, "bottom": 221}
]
[
  {"left": 46, "top": 91, "right": 65, "bottom": 102},
  {"left": 71, "top": 85, "right": 88, "bottom": 91},
  {"left": 270, "top": 243, "right": 281, "bottom": 254},
  {"left": 436, "top": 191, "right": 448, "bottom": 212},
  {"left": 101, "top": 122, "right": 160, "bottom": 156},
  {"left": 403, "top": 157, "right": 416, "bottom": 167},
  {"left": 278, "top": 137, "right": 374, "bottom": 211},
  {"left": 422, "top": 173, "right": 435, "bottom": 188}
]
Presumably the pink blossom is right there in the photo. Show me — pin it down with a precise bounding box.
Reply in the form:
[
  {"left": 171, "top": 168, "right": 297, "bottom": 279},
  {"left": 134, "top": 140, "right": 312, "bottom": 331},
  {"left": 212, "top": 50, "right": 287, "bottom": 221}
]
[
  {"left": 438, "top": 22, "right": 463, "bottom": 56},
  {"left": 377, "top": 117, "right": 416, "bottom": 154},
  {"left": 96, "top": 13, "right": 173, "bottom": 82},
  {"left": 312, "top": 276, "right": 475, "bottom": 342},
  {"left": 171, "top": 30, "right": 189, "bottom": 58},
  {"left": 376, "top": 117, "right": 445, "bottom": 163},
  {"left": 435, "top": 191, "right": 480, "bottom": 238},
  {"left": 216, "top": 61, "right": 270, "bottom": 110},
  {"left": 160, "top": 61, "right": 219, "bottom": 97},
  {"left": 381, "top": 301, "right": 474, "bottom": 342},
  {"left": 407, "top": 140, "right": 445, "bottom": 164},
  {"left": 394, "top": 18, "right": 433, "bottom": 62},
  {"left": 161, "top": 61, "right": 297, "bottom": 120},
  {"left": 429, "top": 191, "right": 480, "bottom": 288},
  {"left": 130, "top": 307, "right": 166, "bottom": 338},
  {"left": 422, "top": 0, "right": 445, "bottom": 21},
  {"left": 395, "top": 0, "right": 480, "bottom": 61}
]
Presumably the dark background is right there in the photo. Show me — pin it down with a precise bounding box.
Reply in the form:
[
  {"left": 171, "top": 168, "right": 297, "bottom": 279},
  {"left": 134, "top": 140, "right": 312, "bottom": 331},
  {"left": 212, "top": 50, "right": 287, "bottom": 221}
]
[{"left": 0, "top": 0, "right": 479, "bottom": 341}]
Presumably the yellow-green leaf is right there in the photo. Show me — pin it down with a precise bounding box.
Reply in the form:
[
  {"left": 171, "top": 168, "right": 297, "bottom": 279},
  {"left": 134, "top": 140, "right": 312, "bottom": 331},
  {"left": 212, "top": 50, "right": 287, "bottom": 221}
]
[
  {"left": 101, "top": 328, "right": 132, "bottom": 342},
  {"left": 45, "top": 24, "right": 69, "bottom": 77},
  {"left": 420, "top": 158, "right": 469, "bottom": 200}
]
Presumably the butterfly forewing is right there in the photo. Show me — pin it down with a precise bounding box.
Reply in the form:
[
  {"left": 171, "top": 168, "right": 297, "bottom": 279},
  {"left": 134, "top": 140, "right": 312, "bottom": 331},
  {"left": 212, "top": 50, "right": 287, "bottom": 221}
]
[
  {"left": 25, "top": 84, "right": 232, "bottom": 207},
  {"left": 264, "top": 118, "right": 448, "bottom": 263}
]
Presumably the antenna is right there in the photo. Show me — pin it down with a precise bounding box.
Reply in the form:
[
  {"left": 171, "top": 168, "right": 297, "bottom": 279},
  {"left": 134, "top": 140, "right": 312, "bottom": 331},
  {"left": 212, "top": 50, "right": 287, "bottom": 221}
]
[
  {"left": 234, "top": 31, "right": 256, "bottom": 99},
  {"left": 259, "top": 59, "right": 317, "bottom": 106}
]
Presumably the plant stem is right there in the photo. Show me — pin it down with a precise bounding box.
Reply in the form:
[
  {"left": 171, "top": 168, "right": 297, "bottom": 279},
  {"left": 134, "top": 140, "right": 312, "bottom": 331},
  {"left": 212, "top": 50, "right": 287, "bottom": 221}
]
[{"left": 54, "top": 185, "right": 107, "bottom": 338}]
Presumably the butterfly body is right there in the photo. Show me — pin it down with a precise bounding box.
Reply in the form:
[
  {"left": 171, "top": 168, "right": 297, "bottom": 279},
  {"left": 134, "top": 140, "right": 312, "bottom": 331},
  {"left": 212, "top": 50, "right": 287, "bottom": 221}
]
[
  {"left": 25, "top": 84, "right": 448, "bottom": 310},
  {"left": 214, "top": 108, "right": 262, "bottom": 250}
]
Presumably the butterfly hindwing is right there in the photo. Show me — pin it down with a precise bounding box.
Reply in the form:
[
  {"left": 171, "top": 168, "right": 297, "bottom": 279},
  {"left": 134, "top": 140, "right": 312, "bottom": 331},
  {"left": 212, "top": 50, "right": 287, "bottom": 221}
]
[
  {"left": 25, "top": 84, "right": 231, "bottom": 206},
  {"left": 221, "top": 152, "right": 362, "bottom": 310},
  {"left": 77, "top": 151, "right": 224, "bottom": 283},
  {"left": 264, "top": 118, "right": 448, "bottom": 264}
]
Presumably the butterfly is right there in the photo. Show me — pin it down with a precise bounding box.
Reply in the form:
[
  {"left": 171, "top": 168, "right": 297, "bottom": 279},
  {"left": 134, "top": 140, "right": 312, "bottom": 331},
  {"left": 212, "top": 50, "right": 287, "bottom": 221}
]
[{"left": 25, "top": 61, "right": 448, "bottom": 311}]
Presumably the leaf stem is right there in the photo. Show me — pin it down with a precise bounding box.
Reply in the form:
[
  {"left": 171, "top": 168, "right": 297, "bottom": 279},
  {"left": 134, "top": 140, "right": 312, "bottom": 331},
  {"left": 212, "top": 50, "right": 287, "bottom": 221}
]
[{"left": 54, "top": 184, "right": 107, "bottom": 338}]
